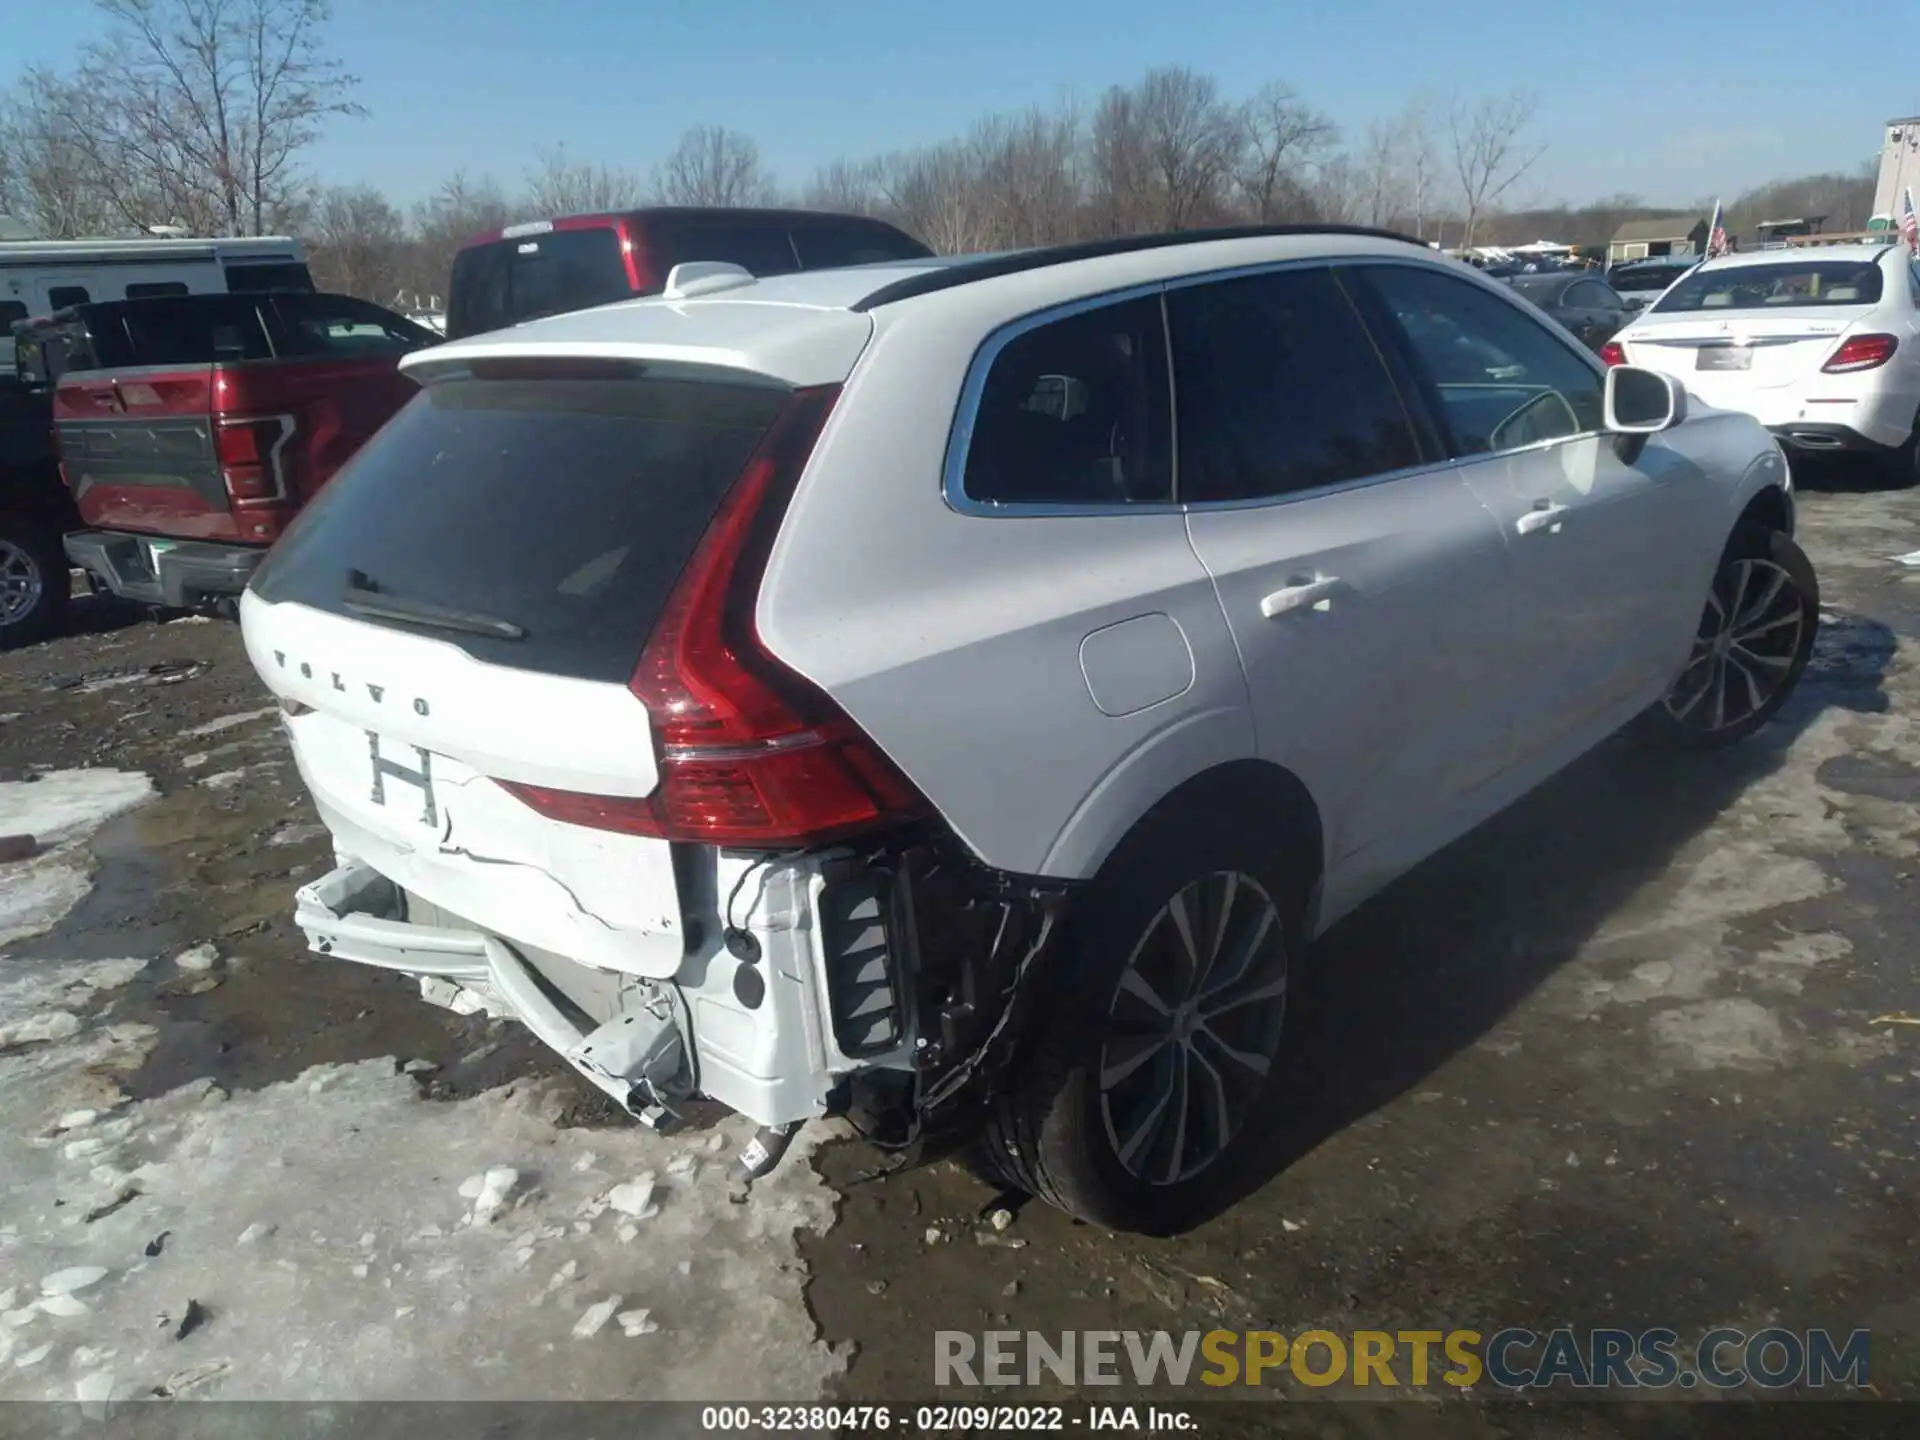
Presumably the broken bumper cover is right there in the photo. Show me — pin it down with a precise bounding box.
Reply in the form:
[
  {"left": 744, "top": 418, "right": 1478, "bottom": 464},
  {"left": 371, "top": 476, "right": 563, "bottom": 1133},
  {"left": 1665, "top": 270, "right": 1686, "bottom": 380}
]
[{"left": 294, "top": 861, "right": 687, "bottom": 1121}]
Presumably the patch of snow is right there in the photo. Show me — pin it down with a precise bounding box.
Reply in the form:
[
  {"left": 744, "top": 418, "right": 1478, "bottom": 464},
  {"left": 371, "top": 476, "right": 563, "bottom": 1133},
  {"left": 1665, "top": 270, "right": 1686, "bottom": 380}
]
[
  {"left": 457, "top": 1166, "right": 519, "bottom": 1227},
  {"left": 618, "top": 1308, "right": 659, "bottom": 1338},
  {"left": 39, "top": 1267, "right": 107, "bottom": 1297},
  {"left": 180, "top": 707, "right": 279, "bottom": 740},
  {"left": 606, "top": 1176, "right": 657, "bottom": 1219},
  {"left": 0, "top": 770, "right": 154, "bottom": 948},
  {"left": 173, "top": 943, "right": 221, "bottom": 973},
  {"left": 571, "top": 1295, "right": 621, "bottom": 1339}
]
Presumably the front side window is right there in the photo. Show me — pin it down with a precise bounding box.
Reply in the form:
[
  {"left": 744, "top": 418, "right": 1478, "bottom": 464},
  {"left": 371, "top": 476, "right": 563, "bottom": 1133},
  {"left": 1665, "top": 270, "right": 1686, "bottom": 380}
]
[
  {"left": 1359, "top": 265, "right": 1604, "bottom": 457},
  {"left": 1654, "top": 260, "right": 1884, "bottom": 313},
  {"left": 1167, "top": 267, "right": 1423, "bottom": 503},
  {"left": 274, "top": 295, "right": 436, "bottom": 357},
  {"left": 49, "top": 286, "right": 90, "bottom": 310},
  {"left": 961, "top": 295, "right": 1172, "bottom": 507}
]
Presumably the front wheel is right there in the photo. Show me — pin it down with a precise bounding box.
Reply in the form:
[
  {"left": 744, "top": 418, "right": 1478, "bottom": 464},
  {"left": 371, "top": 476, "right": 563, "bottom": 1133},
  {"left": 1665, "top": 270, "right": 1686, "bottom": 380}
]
[
  {"left": 982, "top": 820, "right": 1298, "bottom": 1233},
  {"left": 1641, "top": 525, "right": 1818, "bottom": 749},
  {"left": 0, "top": 513, "right": 70, "bottom": 651}
]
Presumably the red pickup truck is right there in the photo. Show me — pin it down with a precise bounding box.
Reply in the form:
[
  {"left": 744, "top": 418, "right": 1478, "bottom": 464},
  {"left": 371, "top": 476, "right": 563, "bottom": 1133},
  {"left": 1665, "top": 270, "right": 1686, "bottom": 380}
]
[{"left": 46, "top": 291, "right": 436, "bottom": 610}]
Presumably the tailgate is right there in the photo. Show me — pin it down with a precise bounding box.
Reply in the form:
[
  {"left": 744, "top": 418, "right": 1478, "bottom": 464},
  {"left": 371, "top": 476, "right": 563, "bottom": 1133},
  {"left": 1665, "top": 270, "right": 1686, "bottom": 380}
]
[
  {"left": 242, "top": 593, "right": 688, "bottom": 978},
  {"left": 56, "top": 367, "right": 243, "bottom": 539}
]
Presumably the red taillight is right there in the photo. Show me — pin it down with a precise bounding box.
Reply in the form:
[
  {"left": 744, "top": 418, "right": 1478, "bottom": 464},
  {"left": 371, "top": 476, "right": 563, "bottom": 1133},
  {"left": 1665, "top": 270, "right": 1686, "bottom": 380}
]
[
  {"left": 498, "top": 385, "right": 930, "bottom": 849},
  {"left": 215, "top": 414, "right": 294, "bottom": 504},
  {"left": 1599, "top": 340, "right": 1625, "bottom": 367},
  {"left": 1822, "top": 334, "right": 1898, "bottom": 374}
]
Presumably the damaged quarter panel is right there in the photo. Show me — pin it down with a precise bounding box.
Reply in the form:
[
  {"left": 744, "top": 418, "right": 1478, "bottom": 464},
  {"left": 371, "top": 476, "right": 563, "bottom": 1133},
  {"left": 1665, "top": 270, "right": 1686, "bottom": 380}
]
[
  {"left": 240, "top": 597, "right": 687, "bottom": 977},
  {"left": 754, "top": 295, "right": 1257, "bottom": 882}
]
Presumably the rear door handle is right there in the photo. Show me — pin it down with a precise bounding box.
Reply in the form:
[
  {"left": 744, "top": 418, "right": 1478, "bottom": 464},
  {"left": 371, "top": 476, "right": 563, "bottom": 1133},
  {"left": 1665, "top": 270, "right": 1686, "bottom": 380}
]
[
  {"left": 1260, "top": 577, "right": 1340, "bottom": 618},
  {"left": 1515, "top": 503, "right": 1568, "bottom": 536}
]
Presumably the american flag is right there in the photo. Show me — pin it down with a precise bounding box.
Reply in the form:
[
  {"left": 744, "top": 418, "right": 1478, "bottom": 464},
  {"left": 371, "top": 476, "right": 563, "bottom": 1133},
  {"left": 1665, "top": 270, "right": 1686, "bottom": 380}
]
[
  {"left": 1706, "top": 199, "right": 1730, "bottom": 258},
  {"left": 1902, "top": 188, "right": 1919, "bottom": 256}
]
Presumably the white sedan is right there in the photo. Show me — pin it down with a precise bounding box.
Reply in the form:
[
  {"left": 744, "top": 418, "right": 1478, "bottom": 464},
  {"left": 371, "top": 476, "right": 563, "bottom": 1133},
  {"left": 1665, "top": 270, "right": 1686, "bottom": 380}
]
[{"left": 1608, "top": 243, "right": 1920, "bottom": 485}]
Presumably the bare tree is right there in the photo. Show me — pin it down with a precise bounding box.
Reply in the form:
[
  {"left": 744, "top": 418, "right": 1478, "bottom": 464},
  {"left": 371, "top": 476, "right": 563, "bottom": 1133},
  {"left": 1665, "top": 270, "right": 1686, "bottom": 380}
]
[
  {"left": 49, "top": 0, "right": 363, "bottom": 236},
  {"left": 305, "top": 182, "right": 404, "bottom": 299},
  {"left": 1088, "top": 83, "right": 1151, "bottom": 234},
  {"left": 1137, "top": 66, "right": 1242, "bottom": 230},
  {"left": 803, "top": 157, "right": 885, "bottom": 215},
  {"left": 0, "top": 73, "right": 122, "bottom": 237},
  {"left": 651, "top": 125, "right": 776, "bottom": 207},
  {"left": 523, "top": 145, "right": 644, "bottom": 217},
  {"left": 1447, "top": 89, "right": 1542, "bottom": 248},
  {"left": 967, "top": 104, "right": 1082, "bottom": 247},
  {"left": 875, "top": 142, "right": 991, "bottom": 254},
  {"left": 1235, "top": 81, "right": 1336, "bottom": 223}
]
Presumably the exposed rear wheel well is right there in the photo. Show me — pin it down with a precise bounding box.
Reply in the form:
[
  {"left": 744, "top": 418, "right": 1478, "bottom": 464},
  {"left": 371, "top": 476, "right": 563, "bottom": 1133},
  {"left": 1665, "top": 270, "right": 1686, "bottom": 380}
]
[
  {"left": 1100, "top": 759, "right": 1324, "bottom": 906},
  {"left": 1737, "top": 484, "right": 1791, "bottom": 540}
]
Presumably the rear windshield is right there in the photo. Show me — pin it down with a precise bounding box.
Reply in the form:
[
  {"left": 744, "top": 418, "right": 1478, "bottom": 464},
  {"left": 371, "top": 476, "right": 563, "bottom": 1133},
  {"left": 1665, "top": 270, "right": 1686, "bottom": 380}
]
[
  {"left": 1609, "top": 267, "right": 1689, "bottom": 293},
  {"left": 654, "top": 219, "right": 803, "bottom": 278},
  {"left": 1654, "top": 260, "right": 1884, "bottom": 313},
  {"left": 274, "top": 294, "right": 437, "bottom": 358},
  {"left": 791, "top": 225, "right": 932, "bottom": 268},
  {"left": 447, "top": 229, "right": 633, "bottom": 340},
  {"left": 250, "top": 375, "right": 788, "bottom": 681}
]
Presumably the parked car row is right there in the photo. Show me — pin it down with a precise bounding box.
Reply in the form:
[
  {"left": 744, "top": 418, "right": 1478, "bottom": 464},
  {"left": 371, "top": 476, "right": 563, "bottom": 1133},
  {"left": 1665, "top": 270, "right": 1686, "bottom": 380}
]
[{"left": 0, "top": 207, "right": 935, "bottom": 649}]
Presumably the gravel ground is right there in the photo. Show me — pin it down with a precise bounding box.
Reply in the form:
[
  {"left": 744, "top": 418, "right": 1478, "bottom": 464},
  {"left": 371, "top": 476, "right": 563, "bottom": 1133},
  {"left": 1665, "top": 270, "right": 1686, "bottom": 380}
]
[{"left": 0, "top": 469, "right": 1916, "bottom": 1429}]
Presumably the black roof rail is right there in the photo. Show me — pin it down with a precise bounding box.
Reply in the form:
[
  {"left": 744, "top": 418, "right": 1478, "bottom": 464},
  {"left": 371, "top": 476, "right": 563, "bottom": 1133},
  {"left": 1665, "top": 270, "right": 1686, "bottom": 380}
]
[{"left": 849, "top": 224, "right": 1430, "bottom": 311}]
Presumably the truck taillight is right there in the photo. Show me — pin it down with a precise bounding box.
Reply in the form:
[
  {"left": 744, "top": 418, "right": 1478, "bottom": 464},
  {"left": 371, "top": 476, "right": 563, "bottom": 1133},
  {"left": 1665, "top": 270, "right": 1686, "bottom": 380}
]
[
  {"left": 497, "top": 385, "right": 931, "bottom": 849},
  {"left": 215, "top": 414, "right": 295, "bottom": 505}
]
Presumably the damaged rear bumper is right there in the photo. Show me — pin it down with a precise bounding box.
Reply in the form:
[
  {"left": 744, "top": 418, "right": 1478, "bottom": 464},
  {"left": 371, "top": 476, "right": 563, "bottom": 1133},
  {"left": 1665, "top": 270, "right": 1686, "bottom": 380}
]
[{"left": 293, "top": 842, "right": 1070, "bottom": 1157}]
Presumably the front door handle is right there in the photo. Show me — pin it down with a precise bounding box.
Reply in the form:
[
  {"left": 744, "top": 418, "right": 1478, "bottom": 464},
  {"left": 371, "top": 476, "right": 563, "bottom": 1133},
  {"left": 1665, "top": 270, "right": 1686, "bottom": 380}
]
[
  {"left": 1260, "top": 577, "right": 1341, "bottom": 618},
  {"left": 1515, "top": 502, "right": 1568, "bottom": 536}
]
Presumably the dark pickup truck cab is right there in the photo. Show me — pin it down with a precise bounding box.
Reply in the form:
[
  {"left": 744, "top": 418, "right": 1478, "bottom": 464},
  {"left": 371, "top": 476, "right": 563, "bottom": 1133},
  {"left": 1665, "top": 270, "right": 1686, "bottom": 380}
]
[
  {"left": 48, "top": 291, "right": 436, "bottom": 610},
  {"left": 0, "top": 356, "right": 75, "bottom": 647}
]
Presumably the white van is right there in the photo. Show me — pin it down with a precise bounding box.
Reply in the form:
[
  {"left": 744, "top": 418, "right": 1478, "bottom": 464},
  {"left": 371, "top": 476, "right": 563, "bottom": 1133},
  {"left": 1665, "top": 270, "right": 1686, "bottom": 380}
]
[{"left": 1, "top": 236, "right": 315, "bottom": 368}]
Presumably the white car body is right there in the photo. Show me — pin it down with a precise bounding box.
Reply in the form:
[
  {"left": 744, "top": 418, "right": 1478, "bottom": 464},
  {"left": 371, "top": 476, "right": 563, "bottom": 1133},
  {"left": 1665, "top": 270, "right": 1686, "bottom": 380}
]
[
  {"left": 237, "top": 229, "right": 1807, "bottom": 1225},
  {"left": 1613, "top": 243, "right": 1920, "bottom": 462}
]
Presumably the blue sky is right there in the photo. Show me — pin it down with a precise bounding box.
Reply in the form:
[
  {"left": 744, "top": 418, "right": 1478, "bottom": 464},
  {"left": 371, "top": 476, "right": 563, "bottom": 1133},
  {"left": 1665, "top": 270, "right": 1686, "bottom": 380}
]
[{"left": 20, "top": 0, "right": 1920, "bottom": 211}]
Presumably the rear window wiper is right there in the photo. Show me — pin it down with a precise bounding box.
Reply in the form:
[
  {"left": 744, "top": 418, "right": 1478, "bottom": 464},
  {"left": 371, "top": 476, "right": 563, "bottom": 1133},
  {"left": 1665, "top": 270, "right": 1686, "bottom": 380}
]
[{"left": 342, "top": 573, "right": 527, "bottom": 641}]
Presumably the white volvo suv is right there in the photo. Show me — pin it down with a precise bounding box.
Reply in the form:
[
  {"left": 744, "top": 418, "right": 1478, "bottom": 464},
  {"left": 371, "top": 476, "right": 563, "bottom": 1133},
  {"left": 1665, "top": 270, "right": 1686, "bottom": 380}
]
[
  {"left": 241, "top": 228, "right": 1817, "bottom": 1233},
  {"left": 1609, "top": 242, "right": 1920, "bottom": 486}
]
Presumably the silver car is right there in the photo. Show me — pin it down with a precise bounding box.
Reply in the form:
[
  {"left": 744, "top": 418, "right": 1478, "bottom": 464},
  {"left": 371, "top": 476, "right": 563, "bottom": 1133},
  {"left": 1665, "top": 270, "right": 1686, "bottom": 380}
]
[{"left": 240, "top": 229, "right": 1816, "bottom": 1233}]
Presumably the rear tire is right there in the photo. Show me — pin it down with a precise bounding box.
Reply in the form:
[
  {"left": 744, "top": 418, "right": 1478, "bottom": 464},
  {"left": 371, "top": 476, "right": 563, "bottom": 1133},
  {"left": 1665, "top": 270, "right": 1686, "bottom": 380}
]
[
  {"left": 0, "top": 512, "right": 70, "bottom": 651},
  {"left": 982, "top": 816, "right": 1300, "bottom": 1234},
  {"left": 1638, "top": 524, "right": 1817, "bottom": 750},
  {"left": 1889, "top": 411, "right": 1920, "bottom": 490}
]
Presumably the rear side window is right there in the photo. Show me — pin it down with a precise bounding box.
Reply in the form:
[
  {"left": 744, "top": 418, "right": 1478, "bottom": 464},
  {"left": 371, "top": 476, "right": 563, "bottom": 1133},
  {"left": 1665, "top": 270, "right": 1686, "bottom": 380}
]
[
  {"left": 274, "top": 295, "right": 436, "bottom": 357},
  {"left": 447, "top": 229, "right": 632, "bottom": 339},
  {"left": 961, "top": 295, "right": 1173, "bottom": 507},
  {"left": 115, "top": 297, "right": 273, "bottom": 366},
  {"left": 652, "top": 220, "right": 801, "bottom": 278},
  {"left": 126, "top": 281, "right": 190, "bottom": 299},
  {"left": 224, "top": 261, "right": 315, "bottom": 293},
  {"left": 251, "top": 376, "right": 789, "bottom": 681},
  {"left": 50, "top": 286, "right": 90, "bottom": 309},
  {"left": 1168, "top": 268, "right": 1423, "bottom": 503},
  {"left": 1654, "top": 260, "right": 1884, "bottom": 313},
  {"left": 790, "top": 226, "right": 932, "bottom": 269}
]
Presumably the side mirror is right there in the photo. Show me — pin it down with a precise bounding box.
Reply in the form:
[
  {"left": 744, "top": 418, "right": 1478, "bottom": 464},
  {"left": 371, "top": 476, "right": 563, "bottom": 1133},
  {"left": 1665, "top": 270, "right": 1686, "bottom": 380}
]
[{"left": 1605, "top": 364, "right": 1684, "bottom": 433}]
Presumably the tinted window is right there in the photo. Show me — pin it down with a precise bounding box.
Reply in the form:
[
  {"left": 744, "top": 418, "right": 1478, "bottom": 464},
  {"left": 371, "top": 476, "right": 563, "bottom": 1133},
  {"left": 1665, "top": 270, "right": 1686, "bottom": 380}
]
[
  {"left": 1362, "top": 265, "right": 1604, "bottom": 456},
  {"left": 274, "top": 295, "right": 436, "bottom": 358},
  {"left": 49, "top": 286, "right": 90, "bottom": 310},
  {"left": 447, "top": 229, "right": 632, "bottom": 340},
  {"left": 0, "top": 302, "right": 24, "bottom": 376},
  {"left": 0, "top": 302, "right": 25, "bottom": 327},
  {"left": 251, "top": 376, "right": 787, "bottom": 682},
  {"left": 962, "top": 295, "right": 1172, "bottom": 507},
  {"left": 1168, "top": 268, "right": 1422, "bottom": 504},
  {"left": 114, "top": 297, "right": 273, "bottom": 366},
  {"left": 1563, "top": 281, "right": 1613, "bottom": 308},
  {"left": 224, "top": 261, "right": 316, "bottom": 293},
  {"left": 1654, "top": 260, "right": 1884, "bottom": 313},
  {"left": 1609, "top": 264, "right": 1690, "bottom": 294},
  {"left": 126, "top": 281, "right": 190, "bottom": 299},
  {"left": 653, "top": 220, "right": 800, "bottom": 278},
  {"left": 789, "top": 225, "right": 932, "bottom": 269}
]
